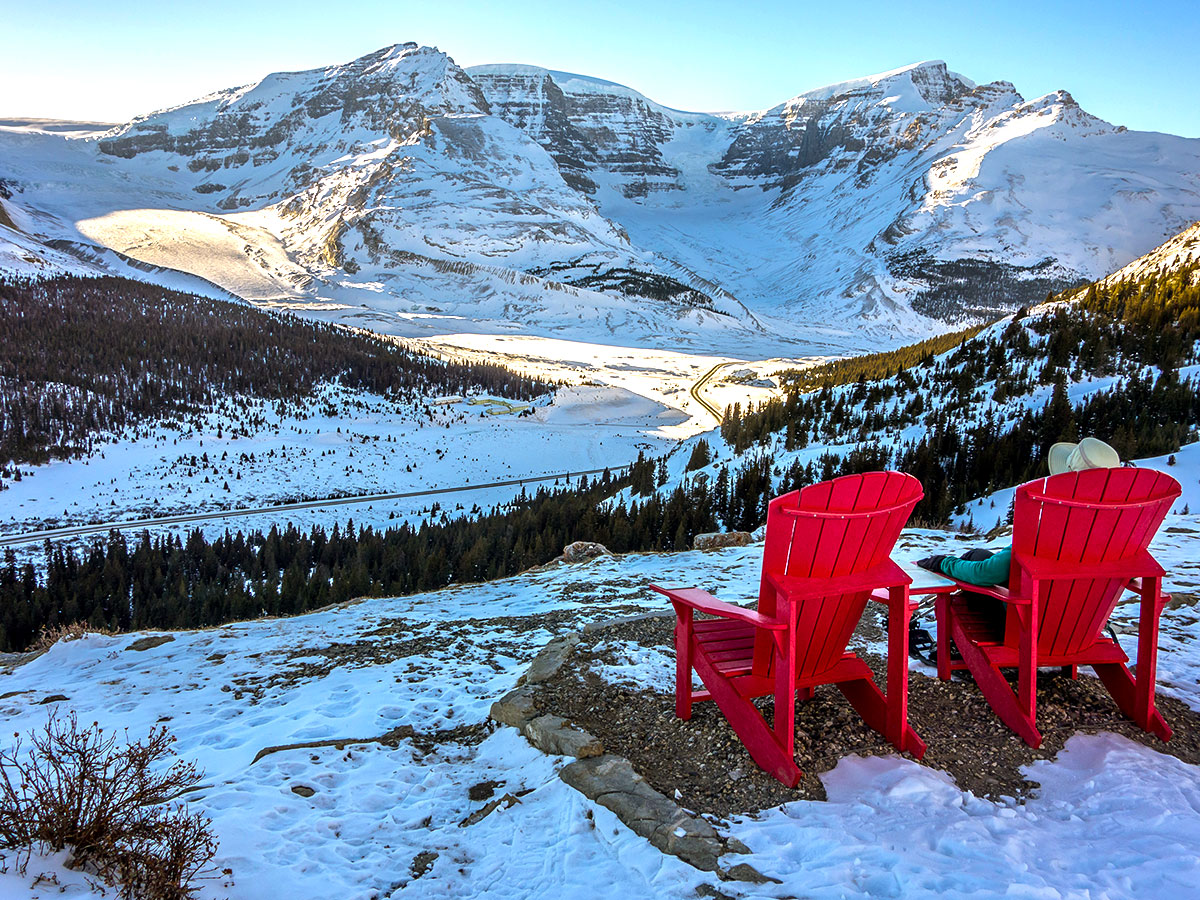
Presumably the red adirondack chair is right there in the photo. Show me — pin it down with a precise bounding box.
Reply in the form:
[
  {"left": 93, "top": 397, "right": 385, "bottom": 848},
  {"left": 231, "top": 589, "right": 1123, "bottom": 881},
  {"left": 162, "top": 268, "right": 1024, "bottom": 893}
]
[
  {"left": 935, "top": 467, "right": 1182, "bottom": 747},
  {"left": 650, "top": 471, "right": 925, "bottom": 787}
]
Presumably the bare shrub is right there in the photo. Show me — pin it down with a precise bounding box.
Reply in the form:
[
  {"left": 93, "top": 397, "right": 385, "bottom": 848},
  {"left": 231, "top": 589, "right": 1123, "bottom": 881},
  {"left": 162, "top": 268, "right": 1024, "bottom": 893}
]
[
  {"left": 29, "top": 621, "right": 118, "bottom": 653},
  {"left": 0, "top": 713, "right": 218, "bottom": 899}
]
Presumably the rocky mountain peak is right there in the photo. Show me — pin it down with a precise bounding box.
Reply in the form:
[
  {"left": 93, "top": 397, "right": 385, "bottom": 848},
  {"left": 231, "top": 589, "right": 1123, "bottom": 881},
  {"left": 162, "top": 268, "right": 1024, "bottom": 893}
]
[{"left": 471, "top": 65, "right": 703, "bottom": 198}]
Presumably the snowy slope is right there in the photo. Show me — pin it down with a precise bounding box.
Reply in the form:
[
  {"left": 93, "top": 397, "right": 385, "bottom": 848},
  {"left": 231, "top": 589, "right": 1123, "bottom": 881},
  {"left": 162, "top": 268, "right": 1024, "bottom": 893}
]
[
  {"left": 1097, "top": 220, "right": 1200, "bottom": 286},
  {"left": 2, "top": 526, "right": 1200, "bottom": 898}
]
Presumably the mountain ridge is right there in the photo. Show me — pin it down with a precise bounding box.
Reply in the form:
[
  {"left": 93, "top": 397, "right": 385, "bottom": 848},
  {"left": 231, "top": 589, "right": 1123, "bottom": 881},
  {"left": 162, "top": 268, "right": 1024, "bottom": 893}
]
[{"left": 2, "top": 44, "right": 1198, "bottom": 350}]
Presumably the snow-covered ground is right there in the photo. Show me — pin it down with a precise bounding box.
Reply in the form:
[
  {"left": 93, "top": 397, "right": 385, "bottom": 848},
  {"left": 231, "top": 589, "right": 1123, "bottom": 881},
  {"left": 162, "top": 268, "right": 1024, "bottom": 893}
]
[
  {"left": 0, "top": 330, "right": 810, "bottom": 556},
  {"left": 0, "top": 382, "right": 684, "bottom": 556},
  {"left": 1, "top": 518, "right": 1198, "bottom": 899}
]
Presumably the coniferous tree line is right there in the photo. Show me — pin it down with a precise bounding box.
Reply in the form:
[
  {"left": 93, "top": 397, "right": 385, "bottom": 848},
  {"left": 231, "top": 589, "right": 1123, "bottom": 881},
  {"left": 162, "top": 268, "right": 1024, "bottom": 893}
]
[
  {"left": 0, "top": 468, "right": 719, "bottom": 652},
  {"left": 0, "top": 275, "right": 554, "bottom": 466},
  {"left": 4, "top": 264, "right": 1198, "bottom": 650},
  {"left": 715, "top": 262, "right": 1200, "bottom": 521}
]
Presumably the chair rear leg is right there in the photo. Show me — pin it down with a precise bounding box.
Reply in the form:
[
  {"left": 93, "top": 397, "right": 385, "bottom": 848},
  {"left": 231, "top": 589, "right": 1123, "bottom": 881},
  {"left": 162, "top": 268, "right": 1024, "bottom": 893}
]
[
  {"left": 936, "top": 593, "right": 953, "bottom": 681},
  {"left": 1093, "top": 662, "right": 1173, "bottom": 741},
  {"left": 691, "top": 645, "right": 802, "bottom": 787},
  {"left": 838, "top": 677, "right": 927, "bottom": 758}
]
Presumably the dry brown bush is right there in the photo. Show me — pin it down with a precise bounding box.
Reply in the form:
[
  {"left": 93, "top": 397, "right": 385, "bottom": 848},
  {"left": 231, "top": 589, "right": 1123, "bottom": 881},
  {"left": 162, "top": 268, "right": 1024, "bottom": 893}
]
[
  {"left": 29, "top": 621, "right": 118, "bottom": 653},
  {"left": 0, "top": 712, "right": 218, "bottom": 899}
]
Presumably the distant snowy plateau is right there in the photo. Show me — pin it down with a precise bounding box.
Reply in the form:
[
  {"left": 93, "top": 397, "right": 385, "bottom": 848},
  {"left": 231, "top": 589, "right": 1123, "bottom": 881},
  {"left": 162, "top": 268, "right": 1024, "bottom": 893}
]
[{"left": 3, "top": 42, "right": 1200, "bottom": 361}]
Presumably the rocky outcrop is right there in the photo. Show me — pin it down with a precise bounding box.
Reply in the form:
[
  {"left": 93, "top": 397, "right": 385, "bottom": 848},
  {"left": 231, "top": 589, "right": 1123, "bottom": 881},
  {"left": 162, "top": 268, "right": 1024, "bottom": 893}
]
[
  {"left": 559, "top": 541, "right": 610, "bottom": 564},
  {"left": 471, "top": 64, "right": 699, "bottom": 198},
  {"left": 693, "top": 531, "right": 753, "bottom": 552}
]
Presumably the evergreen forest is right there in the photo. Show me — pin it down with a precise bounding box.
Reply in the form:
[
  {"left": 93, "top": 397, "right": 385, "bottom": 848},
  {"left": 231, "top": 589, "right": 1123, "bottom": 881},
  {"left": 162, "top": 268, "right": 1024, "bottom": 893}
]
[
  {"left": 2, "top": 263, "right": 1198, "bottom": 651},
  {"left": 0, "top": 275, "right": 553, "bottom": 467}
]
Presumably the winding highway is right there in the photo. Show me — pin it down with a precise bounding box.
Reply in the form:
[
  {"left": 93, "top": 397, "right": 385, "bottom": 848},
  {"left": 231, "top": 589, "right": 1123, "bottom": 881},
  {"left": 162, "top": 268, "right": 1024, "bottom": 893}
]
[
  {"left": 690, "top": 361, "right": 733, "bottom": 425},
  {"left": 0, "top": 467, "right": 627, "bottom": 548}
]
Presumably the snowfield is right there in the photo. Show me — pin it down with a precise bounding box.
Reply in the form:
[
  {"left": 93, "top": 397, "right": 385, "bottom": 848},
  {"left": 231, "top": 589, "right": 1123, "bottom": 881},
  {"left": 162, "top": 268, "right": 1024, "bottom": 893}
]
[
  {"left": 0, "top": 334, "right": 807, "bottom": 556},
  {"left": 0, "top": 381, "right": 682, "bottom": 557},
  {"left": 1, "top": 519, "right": 1199, "bottom": 899}
]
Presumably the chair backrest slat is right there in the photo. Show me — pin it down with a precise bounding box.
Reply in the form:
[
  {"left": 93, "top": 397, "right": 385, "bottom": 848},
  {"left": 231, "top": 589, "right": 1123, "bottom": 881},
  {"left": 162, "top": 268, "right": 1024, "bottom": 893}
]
[
  {"left": 1010, "top": 468, "right": 1180, "bottom": 657},
  {"left": 757, "top": 472, "right": 922, "bottom": 678}
]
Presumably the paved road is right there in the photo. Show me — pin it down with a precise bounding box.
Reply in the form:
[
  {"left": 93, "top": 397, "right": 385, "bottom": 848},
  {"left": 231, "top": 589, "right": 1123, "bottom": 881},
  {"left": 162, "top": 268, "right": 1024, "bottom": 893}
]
[
  {"left": 0, "top": 467, "right": 627, "bottom": 548},
  {"left": 689, "top": 362, "right": 733, "bottom": 425}
]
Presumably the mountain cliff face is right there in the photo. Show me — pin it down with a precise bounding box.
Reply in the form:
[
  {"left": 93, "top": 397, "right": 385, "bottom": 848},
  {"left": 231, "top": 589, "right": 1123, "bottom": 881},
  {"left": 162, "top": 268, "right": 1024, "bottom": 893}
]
[
  {"left": 2, "top": 47, "right": 1199, "bottom": 349},
  {"left": 470, "top": 60, "right": 1200, "bottom": 325}
]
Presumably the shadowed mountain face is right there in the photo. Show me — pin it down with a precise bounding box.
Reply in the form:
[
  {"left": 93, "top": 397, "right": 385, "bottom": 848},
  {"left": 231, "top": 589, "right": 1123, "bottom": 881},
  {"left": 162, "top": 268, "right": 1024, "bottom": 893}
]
[{"left": 3, "top": 45, "right": 1200, "bottom": 346}]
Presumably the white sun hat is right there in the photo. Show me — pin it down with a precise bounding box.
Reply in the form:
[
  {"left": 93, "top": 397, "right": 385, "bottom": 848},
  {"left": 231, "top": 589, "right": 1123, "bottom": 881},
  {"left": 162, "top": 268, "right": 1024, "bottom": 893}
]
[{"left": 1047, "top": 437, "right": 1122, "bottom": 476}]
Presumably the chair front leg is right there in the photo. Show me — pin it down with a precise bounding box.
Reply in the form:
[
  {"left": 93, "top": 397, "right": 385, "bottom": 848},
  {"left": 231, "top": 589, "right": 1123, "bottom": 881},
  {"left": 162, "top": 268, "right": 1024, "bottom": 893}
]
[
  {"left": 1135, "top": 576, "right": 1165, "bottom": 730},
  {"left": 772, "top": 613, "right": 797, "bottom": 759},
  {"left": 673, "top": 604, "right": 694, "bottom": 720},
  {"left": 886, "top": 584, "right": 914, "bottom": 748},
  {"left": 1017, "top": 585, "right": 1039, "bottom": 724}
]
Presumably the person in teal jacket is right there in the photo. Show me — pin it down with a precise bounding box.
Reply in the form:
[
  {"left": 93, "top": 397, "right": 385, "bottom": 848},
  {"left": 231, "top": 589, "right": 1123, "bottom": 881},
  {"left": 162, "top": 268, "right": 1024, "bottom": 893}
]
[
  {"left": 936, "top": 546, "right": 1012, "bottom": 586},
  {"left": 916, "top": 437, "right": 1123, "bottom": 587}
]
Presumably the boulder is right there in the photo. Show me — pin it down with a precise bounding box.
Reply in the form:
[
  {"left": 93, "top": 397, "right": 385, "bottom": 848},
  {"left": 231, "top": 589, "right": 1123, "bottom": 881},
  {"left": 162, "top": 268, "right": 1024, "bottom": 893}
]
[
  {"left": 693, "top": 531, "right": 753, "bottom": 552},
  {"left": 561, "top": 541, "right": 610, "bottom": 563}
]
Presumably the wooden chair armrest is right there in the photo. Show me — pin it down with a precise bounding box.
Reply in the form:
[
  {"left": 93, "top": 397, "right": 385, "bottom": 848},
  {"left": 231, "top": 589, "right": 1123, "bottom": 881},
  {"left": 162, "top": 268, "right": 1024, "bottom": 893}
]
[
  {"left": 940, "top": 577, "right": 1028, "bottom": 605},
  {"left": 1018, "top": 550, "right": 1165, "bottom": 582},
  {"left": 1117, "top": 577, "right": 1171, "bottom": 606},
  {"left": 767, "top": 560, "right": 910, "bottom": 602},
  {"left": 649, "top": 584, "right": 787, "bottom": 630}
]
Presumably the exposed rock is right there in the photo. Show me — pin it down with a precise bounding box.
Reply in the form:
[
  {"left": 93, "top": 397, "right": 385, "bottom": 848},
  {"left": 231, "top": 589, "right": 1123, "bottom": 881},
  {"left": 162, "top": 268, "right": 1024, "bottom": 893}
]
[
  {"left": 39, "top": 694, "right": 69, "bottom": 704},
  {"left": 489, "top": 685, "right": 539, "bottom": 728},
  {"left": 458, "top": 791, "right": 525, "bottom": 827},
  {"left": 692, "top": 531, "right": 753, "bottom": 552},
  {"left": 290, "top": 785, "right": 315, "bottom": 798},
  {"left": 127, "top": 634, "right": 175, "bottom": 652},
  {"left": 719, "top": 862, "right": 781, "bottom": 885},
  {"left": 560, "top": 541, "right": 610, "bottom": 564},
  {"left": 409, "top": 850, "right": 438, "bottom": 880},
  {"left": 518, "top": 634, "right": 580, "bottom": 685},
  {"left": 523, "top": 714, "right": 603, "bottom": 758},
  {"left": 560, "top": 754, "right": 724, "bottom": 871}
]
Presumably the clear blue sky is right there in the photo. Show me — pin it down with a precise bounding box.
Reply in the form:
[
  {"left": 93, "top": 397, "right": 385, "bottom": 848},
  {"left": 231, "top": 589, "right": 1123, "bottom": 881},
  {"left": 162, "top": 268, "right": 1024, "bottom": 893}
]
[{"left": 4, "top": 0, "right": 1198, "bottom": 136}]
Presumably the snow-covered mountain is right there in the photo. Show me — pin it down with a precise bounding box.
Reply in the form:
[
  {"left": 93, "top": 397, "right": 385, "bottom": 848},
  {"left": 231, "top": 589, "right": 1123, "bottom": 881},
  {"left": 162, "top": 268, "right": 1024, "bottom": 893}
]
[
  {"left": 473, "top": 60, "right": 1200, "bottom": 326},
  {"left": 2, "top": 46, "right": 1199, "bottom": 351}
]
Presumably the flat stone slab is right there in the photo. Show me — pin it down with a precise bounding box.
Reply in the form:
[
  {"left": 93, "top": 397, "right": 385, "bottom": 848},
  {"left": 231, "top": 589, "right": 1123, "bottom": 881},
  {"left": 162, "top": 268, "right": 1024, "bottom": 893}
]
[
  {"left": 560, "top": 754, "right": 723, "bottom": 872},
  {"left": 518, "top": 634, "right": 580, "bottom": 685},
  {"left": 524, "top": 714, "right": 603, "bottom": 758}
]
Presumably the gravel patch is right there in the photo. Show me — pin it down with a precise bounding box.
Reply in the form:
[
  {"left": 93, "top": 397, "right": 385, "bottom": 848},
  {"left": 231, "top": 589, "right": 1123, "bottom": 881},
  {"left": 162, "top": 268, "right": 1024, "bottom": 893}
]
[{"left": 532, "top": 608, "right": 1200, "bottom": 816}]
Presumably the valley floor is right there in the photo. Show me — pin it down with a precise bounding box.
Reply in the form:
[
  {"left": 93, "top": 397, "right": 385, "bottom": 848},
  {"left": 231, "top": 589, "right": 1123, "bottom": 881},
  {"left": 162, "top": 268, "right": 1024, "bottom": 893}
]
[
  {"left": 0, "top": 381, "right": 681, "bottom": 560},
  {"left": 2, "top": 521, "right": 1199, "bottom": 899}
]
